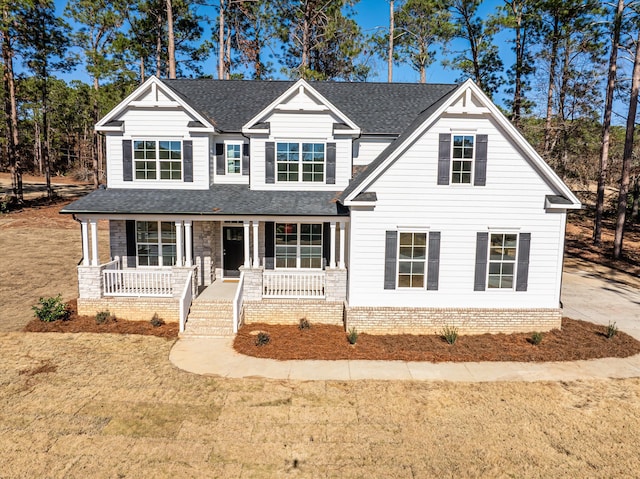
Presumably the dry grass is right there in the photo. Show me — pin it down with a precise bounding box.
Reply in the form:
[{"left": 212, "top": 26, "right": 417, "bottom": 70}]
[{"left": 1, "top": 332, "right": 640, "bottom": 477}]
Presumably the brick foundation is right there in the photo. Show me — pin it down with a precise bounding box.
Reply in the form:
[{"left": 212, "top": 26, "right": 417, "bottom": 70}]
[
  {"left": 243, "top": 300, "right": 345, "bottom": 326},
  {"left": 77, "top": 297, "right": 179, "bottom": 322},
  {"left": 345, "top": 306, "right": 562, "bottom": 335}
]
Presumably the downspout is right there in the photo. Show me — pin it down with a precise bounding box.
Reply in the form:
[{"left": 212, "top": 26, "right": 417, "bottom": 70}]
[{"left": 73, "top": 214, "right": 84, "bottom": 266}]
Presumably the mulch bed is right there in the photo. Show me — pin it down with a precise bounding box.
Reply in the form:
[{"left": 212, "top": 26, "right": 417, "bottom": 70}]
[
  {"left": 23, "top": 300, "right": 178, "bottom": 339},
  {"left": 233, "top": 319, "right": 640, "bottom": 362}
]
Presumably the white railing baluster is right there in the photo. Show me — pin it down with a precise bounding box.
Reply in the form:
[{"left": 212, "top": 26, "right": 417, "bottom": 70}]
[
  {"left": 262, "top": 270, "right": 325, "bottom": 299},
  {"left": 103, "top": 269, "right": 173, "bottom": 297}
]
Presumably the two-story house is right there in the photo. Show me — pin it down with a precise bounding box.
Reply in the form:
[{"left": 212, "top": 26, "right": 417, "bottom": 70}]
[{"left": 61, "top": 76, "right": 581, "bottom": 336}]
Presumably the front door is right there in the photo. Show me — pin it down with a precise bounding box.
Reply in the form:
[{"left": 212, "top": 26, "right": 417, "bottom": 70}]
[{"left": 223, "top": 226, "right": 244, "bottom": 278}]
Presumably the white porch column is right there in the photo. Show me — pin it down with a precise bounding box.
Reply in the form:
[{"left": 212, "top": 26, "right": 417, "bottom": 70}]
[
  {"left": 184, "top": 220, "right": 193, "bottom": 267},
  {"left": 329, "top": 222, "right": 337, "bottom": 268},
  {"left": 339, "top": 221, "right": 346, "bottom": 269},
  {"left": 175, "top": 220, "right": 183, "bottom": 267},
  {"left": 90, "top": 220, "right": 99, "bottom": 266},
  {"left": 252, "top": 220, "right": 260, "bottom": 268},
  {"left": 243, "top": 220, "right": 251, "bottom": 267},
  {"left": 81, "top": 220, "right": 90, "bottom": 266}
]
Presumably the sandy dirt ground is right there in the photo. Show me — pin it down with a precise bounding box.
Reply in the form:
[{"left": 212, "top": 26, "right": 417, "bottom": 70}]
[{"left": 1, "top": 176, "right": 640, "bottom": 477}]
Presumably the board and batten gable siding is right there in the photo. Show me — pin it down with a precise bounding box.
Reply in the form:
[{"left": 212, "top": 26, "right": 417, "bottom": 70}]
[
  {"left": 105, "top": 107, "right": 209, "bottom": 190},
  {"left": 353, "top": 138, "right": 395, "bottom": 166},
  {"left": 250, "top": 109, "right": 352, "bottom": 190},
  {"left": 347, "top": 114, "right": 567, "bottom": 310}
]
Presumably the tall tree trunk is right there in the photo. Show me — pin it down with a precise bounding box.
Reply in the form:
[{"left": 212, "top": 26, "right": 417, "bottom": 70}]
[
  {"left": 156, "top": 13, "right": 162, "bottom": 77},
  {"left": 388, "top": 0, "right": 394, "bottom": 82},
  {"left": 166, "top": 0, "right": 176, "bottom": 78},
  {"left": 301, "top": 0, "right": 311, "bottom": 74},
  {"left": 631, "top": 175, "right": 639, "bottom": 222},
  {"left": 511, "top": 0, "right": 523, "bottom": 128},
  {"left": 543, "top": 15, "right": 560, "bottom": 159},
  {"left": 42, "top": 77, "right": 53, "bottom": 199},
  {"left": 92, "top": 77, "right": 100, "bottom": 188},
  {"left": 594, "top": 0, "right": 624, "bottom": 245},
  {"left": 224, "top": 18, "right": 231, "bottom": 79},
  {"left": 34, "top": 116, "right": 42, "bottom": 175},
  {"left": 613, "top": 30, "right": 640, "bottom": 259},
  {"left": 140, "top": 56, "right": 145, "bottom": 82},
  {"left": 1, "top": 6, "right": 22, "bottom": 202},
  {"left": 218, "top": 0, "right": 225, "bottom": 79}
]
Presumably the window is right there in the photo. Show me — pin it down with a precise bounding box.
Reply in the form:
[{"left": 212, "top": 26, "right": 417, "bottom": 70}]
[
  {"left": 488, "top": 233, "right": 517, "bottom": 289},
  {"left": 275, "top": 223, "right": 323, "bottom": 268},
  {"left": 451, "top": 135, "right": 474, "bottom": 184},
  {"left": 276, "top": 142, "right": 324, "bottom": 182},
  {"left": 136, "top": 221, "right": 176, "bottom": 267},
  {"left": 397, "top": 232, "right": 427, "bottom": 288},
  {"left": 134, "top": 140, "right": 182, "bottom": 180},
  {"left": 226, "top": 143, "right": 241, "bottom": 174}
]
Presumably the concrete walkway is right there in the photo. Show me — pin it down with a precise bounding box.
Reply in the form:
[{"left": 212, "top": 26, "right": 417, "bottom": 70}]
[{"left": 170, "top": 268, "right": 640, "bottom": 381}]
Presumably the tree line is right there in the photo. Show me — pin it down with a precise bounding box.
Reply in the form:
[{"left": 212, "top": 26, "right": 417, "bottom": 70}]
[{"left": 1, "top": 0, "right": 639, "bottom": 256}]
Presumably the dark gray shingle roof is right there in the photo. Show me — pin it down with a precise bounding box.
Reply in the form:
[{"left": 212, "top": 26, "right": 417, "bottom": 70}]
[
  {"left": 60, "top": 185, "right": 348, "bottom": 217},
  {"left": 162, "top": 79, "right": 458, "bottom": 135}
]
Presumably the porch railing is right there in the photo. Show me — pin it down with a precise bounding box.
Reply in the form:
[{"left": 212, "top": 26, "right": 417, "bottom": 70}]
[
  {"left": 263, "top": 270, "right": 325, "bottom": 298},
  {"left": 179, "top": 270, "right": 193, "bottom": 333},
  {"left": 103, "top": 269, "right": 173, "bottom": 297},
  {"left": 232, "top": 271, "right": 245, "bottom": 333}
]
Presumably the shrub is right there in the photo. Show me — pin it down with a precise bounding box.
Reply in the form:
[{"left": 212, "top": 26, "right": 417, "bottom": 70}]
[
  {"left": 530, "top": 331, "right": 543, "bottom": 346},
  {"left": 298, "top": 318, "right": 311, "bottom": 330},
  {"left": 150, "top": 313, "right": 165, "bottom": 327},
  {"left": 441, "top": 325, "right": 458, "bottom": 345},
  {"left": 606, "top": 321, "right": 618, "bottom": 339},
  {"left": 256, "top": 331, "right": 270, "bottom": 346},
  {"left": 347, "top": 327, "right": 358, "bottom": 345},
  {"left": 95, "top": 311, "right": 111, "bottom": 325},
  {"left": 32, "top": 295, "right": 69, "bottom": 322}
]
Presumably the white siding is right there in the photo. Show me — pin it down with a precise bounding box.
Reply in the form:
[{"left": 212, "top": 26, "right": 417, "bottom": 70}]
[
  {"left": 353, "top": 137, "right": 394, "bottom": 166},
  {"left": 347, "top": 114, "right": 566, "bottom": 310},
  {"left": 250, "top": 110, "right": 352, "bottom": 190},
  {"left": 212, "top": 134, "right": 250, "bottom": 185},
  {"left": 106, "top": 107, "right": 209, "bottom": 190}
]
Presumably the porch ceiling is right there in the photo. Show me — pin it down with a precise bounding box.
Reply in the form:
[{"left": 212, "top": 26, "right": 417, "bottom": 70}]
[{"left": 60, "top": 185, "right": 349, "bottom": 217}]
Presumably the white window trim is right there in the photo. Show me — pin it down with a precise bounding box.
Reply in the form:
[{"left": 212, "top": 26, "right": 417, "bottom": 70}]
[
  {"left": 396, "top": 230, "right": 429, "bottom": 290},
  {"left": 225, "top": 140, "right": 244, "bottom": 175},
  {"left": 274, "top": 222, "right": 324, "bottom": 270},
  {"left": 450, "top": 133, "right": 475, "bottom": 186},
  {"left": 135, "top": 220, "right": 177, "bottom": 268},
  {"left": 133, "top": 138, "right": 183, "bottom": 182},
  {"left": 486, "top": 231, "right": 519, "bottom": 291},
  {"left": 275, "top": 141, "right": 327, "bottom": 184}
]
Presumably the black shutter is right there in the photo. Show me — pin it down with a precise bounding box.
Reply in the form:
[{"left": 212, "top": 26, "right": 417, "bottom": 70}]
[
  {"left": 427, "top": 231, "right": 441, "bottom": 291},
  {"left": 215, "top": 143, "right": 225, "bottom": 175},
  {"left": 516, "top": 233, "right": 531, "bottom": 291},
  {"left": 326, "top": 143, "right": 336, "bottom": 184},
  {"left": 437, "top": 133, "right": 451, "bottom": 185},
  {"left": 265, "top": 142, "right": 275, "bottom": 183},
  {"left": 123, "top": 140, "right": 133, "bottom": 181},
  {"left": 242, "top": 143, "right": 250, "bottom": 176},
  {"left": 322, "top": 222, "right": 331, "bottom": 269},
  {"left": 183, "top": 140, "right": 193, "bottom": 182},
  {"left": 126, "top": 220, "right": 136, "bottom": 264},
  {"left": 474, "top": 232, "right": 489, "bottom": 291},
  {"left": 474, "top": 134, "right": 488, "bottom": 186},
  {"left": 384, "top": 230, "right": 398, "bottom": 290},
  {"left": 264, "top": 221, "right": 275, "bottom": 269}
]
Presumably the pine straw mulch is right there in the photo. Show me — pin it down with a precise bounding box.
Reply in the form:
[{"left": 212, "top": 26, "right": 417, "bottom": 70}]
[
  {"left": 233, "top": 319, "right": 640, "bottom": 362},
  {"left": 23, "top": 300, "right": 178, "bottom": 339}
]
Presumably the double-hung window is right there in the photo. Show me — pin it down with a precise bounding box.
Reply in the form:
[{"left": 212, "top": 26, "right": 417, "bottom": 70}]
[
  {"left": 276, "top": 142, "right": 325, "bottom": 183},
  {"left": 397, "top": 232, "right": 427, "bottom": 288},
  {"left": 451, "top": 135, "right": 474, "bottom": 184},
  {"left": 134, "top": 140, "right": 182, "bottom": 180},
  {"left": 275, "top": 223, "right": 323, "bottom": 268},
  {"left": 136, "top": 221, "right": 177, "bottom": 267},
  {"left": 226, "top": 143, "right": 241, "bottom": 174},
  {"left": 488, "top": 233, "right": 517, "bottom": 289}
]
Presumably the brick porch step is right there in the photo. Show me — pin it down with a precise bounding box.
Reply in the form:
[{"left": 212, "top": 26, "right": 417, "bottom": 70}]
[{"left": 181, "top": 300, "right": 235, "bottom": 338}]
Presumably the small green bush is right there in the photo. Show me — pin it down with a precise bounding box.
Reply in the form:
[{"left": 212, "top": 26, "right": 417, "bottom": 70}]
[
  {"left": 298, "top": 318, "right": 311, "bottom": 330},
  {"left": 150, "top": 313, "right": 165, "bottom": 327},
  {"left": 347, "top": 327, "right": 358, "bottom": 345},
  {"left": 95, "top": 311, "right": 111, "bottom": 325},
  {"left": 441, "top": 325, "right": 458, "bottom": 345},
  {"left": 256, "top": 331, "right": 270, "bottom": 346},
  {"left": 32, "top": 294, "right": 69, "bottom": 322},
  {"left": 530, "top": 331, "right": 543, "bottom": 346},
  {"left": 606, "top": 321, "right": 618, "bottom": 339}
]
